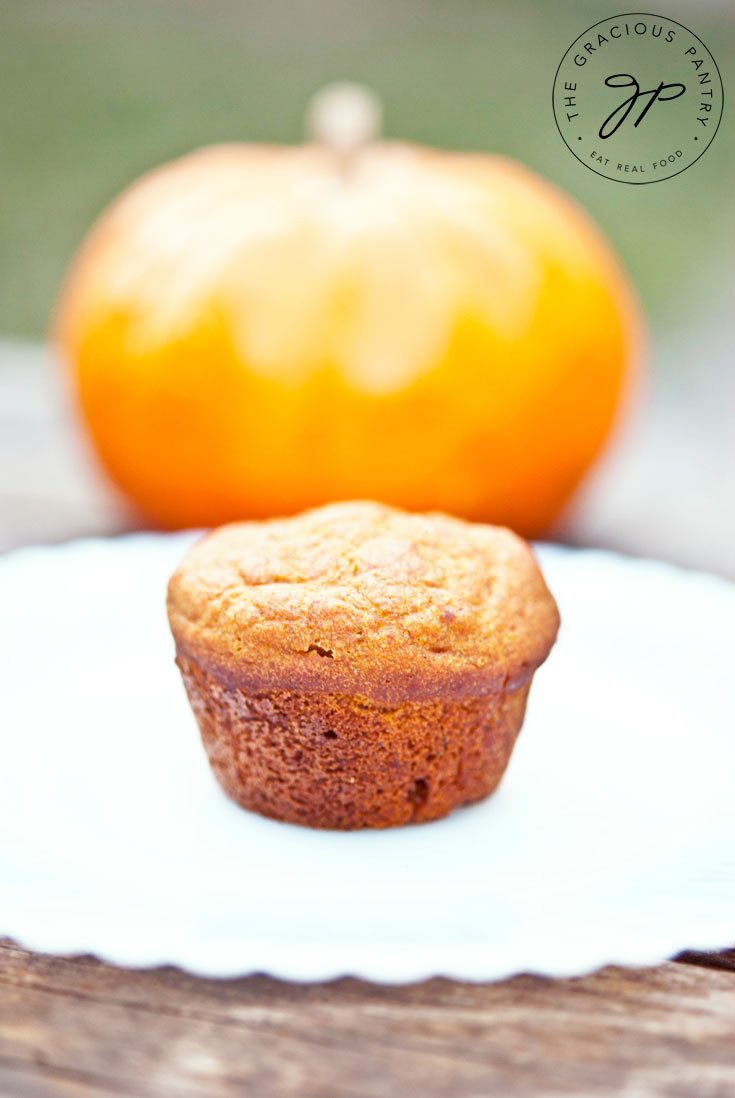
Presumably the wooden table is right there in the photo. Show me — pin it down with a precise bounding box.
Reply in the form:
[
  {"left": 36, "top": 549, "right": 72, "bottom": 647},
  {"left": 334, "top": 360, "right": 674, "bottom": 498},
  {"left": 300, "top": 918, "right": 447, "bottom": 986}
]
[
  {"left": 2, "top": 941, "right": 734, "bottom": 1098},
  {"left": 2, "top": 341, "right": 734, "bottom": 1096}
]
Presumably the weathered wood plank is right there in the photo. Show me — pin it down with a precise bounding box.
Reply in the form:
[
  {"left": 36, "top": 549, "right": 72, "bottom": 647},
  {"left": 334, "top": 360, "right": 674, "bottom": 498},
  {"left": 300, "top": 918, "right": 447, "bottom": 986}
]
[
  {"left": 0, "top": 1064, "right": 132, "bottom": 1098},
  {"left": 1, "top": 941, "right": 734, "bottom": 1098},
  {"left": 676, "top": 949, "right": 735, "bottom": 974}
]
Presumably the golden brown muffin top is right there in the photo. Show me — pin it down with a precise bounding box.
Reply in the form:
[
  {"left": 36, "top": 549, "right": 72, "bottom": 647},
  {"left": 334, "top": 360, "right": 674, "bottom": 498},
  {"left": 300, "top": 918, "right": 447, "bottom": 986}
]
[{"left": 167, "top": 501, "right": 559, "bottom": 703}]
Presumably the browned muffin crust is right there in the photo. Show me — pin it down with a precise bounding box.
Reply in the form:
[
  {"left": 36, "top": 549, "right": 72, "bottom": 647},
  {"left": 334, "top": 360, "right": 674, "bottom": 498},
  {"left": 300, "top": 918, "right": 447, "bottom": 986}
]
[
  {"left": 178, "top": 656, "right": 531, "bottom": 829},
  {"left": 167, "top": 501, "right": 559, "bottom": 705}
]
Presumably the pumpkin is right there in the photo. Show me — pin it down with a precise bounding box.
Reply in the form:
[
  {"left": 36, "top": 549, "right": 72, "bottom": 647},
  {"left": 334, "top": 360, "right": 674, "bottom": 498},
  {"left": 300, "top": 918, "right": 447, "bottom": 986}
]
[{"left": 55, "top": 84, "right": 640, "bottom": 535}]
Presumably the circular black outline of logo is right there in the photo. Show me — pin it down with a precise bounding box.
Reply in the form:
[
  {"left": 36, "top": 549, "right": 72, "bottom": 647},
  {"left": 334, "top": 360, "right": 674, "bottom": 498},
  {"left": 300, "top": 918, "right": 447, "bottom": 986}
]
[{"left": 552, "top": 12, "right": 724, "bottom": 184}]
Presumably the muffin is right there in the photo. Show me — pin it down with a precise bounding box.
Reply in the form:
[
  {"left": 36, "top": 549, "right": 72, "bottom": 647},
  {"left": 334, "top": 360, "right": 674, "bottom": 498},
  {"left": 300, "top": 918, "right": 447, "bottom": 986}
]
[{"left": 167, "top": 501, "right": 559, "bottom": 829}]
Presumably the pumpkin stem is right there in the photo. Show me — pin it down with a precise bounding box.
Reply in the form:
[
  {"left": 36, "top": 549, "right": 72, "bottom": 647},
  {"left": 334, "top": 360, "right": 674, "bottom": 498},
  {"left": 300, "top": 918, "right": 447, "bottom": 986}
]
[{"left": 306, "top": 83, "right": 382, "bottom": 165}]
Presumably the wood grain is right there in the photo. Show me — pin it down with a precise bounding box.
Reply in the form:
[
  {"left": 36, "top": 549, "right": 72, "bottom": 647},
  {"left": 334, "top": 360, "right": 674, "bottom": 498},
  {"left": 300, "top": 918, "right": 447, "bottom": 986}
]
[
  {"left": 1, "top": 940, "right": 735, "bottom": 1098},
  {"left": 676, "top": 949, "right": 735, "bottom": 974}
]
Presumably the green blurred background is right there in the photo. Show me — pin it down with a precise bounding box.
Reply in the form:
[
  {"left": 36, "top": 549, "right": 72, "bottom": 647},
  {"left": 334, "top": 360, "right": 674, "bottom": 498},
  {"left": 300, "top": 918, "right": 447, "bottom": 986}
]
[{"left": 1, "top": 0, "right": 732, "bottom": 338}]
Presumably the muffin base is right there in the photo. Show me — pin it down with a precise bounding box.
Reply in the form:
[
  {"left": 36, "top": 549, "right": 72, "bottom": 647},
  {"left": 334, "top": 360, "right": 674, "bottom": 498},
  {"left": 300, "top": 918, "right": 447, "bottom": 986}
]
[{"left": 177, "top": 656, "right": 531, "bottom": 830}]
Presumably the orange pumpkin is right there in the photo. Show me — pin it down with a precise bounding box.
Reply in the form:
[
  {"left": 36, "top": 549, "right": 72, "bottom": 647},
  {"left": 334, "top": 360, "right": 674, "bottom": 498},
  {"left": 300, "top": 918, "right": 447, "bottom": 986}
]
[{"left": 55, "top": 84, "right": 640, "bottom": 535}]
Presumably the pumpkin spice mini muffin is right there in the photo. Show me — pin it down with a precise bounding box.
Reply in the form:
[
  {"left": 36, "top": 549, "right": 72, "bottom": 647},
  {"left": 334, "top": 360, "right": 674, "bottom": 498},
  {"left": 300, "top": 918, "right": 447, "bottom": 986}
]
[{"left": 167, "top": 501, "right": 559, "bottom": 829}]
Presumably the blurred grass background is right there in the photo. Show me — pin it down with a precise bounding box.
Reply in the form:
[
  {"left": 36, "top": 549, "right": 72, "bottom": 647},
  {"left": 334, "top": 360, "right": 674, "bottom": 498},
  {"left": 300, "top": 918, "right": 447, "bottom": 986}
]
[{"left": 1, "top": 0, "right": 732, "bottom": 340}]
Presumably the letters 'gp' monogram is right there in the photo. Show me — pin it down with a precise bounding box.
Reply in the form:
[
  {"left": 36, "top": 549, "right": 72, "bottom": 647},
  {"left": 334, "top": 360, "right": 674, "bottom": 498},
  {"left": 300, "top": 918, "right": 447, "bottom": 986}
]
[{"left": 599, "top": 75, "right": 686, "bottom": 138}]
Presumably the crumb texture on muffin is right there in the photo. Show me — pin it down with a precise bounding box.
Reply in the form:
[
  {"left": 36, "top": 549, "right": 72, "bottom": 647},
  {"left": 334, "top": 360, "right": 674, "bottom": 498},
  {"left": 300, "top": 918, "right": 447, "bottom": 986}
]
[
  {"left": 177, "top": 655, "right": 531, "bottom": 829},
  {"left": 167, "top": 501, "right": 559, "bottom": 703}
]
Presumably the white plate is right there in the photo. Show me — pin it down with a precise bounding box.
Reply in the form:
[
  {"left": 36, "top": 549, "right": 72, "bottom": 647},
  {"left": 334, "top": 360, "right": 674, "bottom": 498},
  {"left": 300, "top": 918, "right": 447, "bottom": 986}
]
[{"left": 1, "top": 533, "right": 733, "bottom": 982}]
